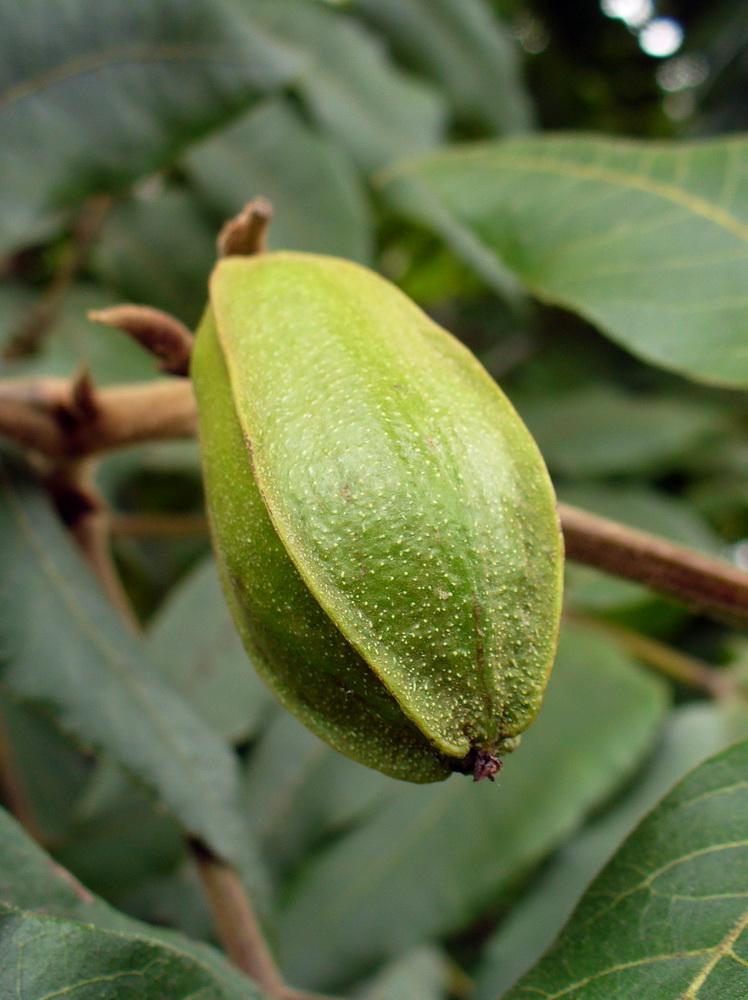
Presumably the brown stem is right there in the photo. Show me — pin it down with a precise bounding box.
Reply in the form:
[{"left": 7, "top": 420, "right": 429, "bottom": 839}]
[
  {"left": 217, "top": 197, "right": 274, "bottom": 258},
  {"left": 4, "top": 196, "right": 111, "bottom": 361},
  {"left": 559, "top": 502, "right": 748, "bottom": 630},
  {"left": 0, "top": 390, "right": 66, "bottom": 454},
  {"left": 0, "top": 377, "right": 196, "bottom": 458},
  {"left": 189, "top": 839, "right": 286, "bottom": 995},
  {"left": 110, "top": 513, "right": 208, "bottom": 538},
  {"left": 88, "top": 305, "right": 194, "bottom": 377},
  {"left": 47, "top": 458, "right": 141, "bottom": 633}
]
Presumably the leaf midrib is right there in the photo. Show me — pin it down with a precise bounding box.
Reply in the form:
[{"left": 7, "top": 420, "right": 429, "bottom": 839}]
[
  {"left": 414, "top": 147, "right": 748, "bottom": 244},
  {"left": 0, "top": 43, "right": 246, "bottom": 109}
]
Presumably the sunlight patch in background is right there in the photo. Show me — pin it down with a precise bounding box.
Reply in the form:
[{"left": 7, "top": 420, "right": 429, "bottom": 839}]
[
  {"left": 601, "top": 0, "right": 654, "bottom": 30},
  {"left": 640, "top": 17, "right": 684, "bottom": 57},
  {"left": 601, "top": 0, "right": 684, "bottom": 58}
]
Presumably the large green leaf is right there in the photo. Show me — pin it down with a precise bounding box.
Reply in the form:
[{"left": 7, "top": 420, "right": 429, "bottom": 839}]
[
  {"left": 382, "top": 136, "right": 748, "bottom": 386},
  {"left": 0, "top": 803, "right": 255, "bottom": 991},
  {"left": 355, "top": 0, "right": 534, "bottom": 134},
  {"left": 54, "top": 758, "right": 186, "bottom": 900},
  {"left": 187, "top": 96, "right": 373, "bottom": 262},
  {"left": 473, "top": 703, "right": 736, "bottom": 999},
  {"left": 0, "top": 450, "right": 254, "bottom": 872},
  {"left": 0, "top": 903, "right": 266, "bottom": 999},
  {"left": 504, "top": 736, "right": 748, "bottom": 999},
  {"left": 246, "top": 0, "right": 446, "bottom": 172},
  {"left": 147, "top": 557, "right": 274, "bottom": 743},
  {"left": 0, "top": 0, "right": 303, "bottom": 253},
  {"left": 275, "top": 625, "right": 668, "bottom": 991}
]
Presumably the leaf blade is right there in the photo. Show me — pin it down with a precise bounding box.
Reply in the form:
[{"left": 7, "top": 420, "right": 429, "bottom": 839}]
[
  {"left": 473, "top": 703, "right": 736, "bottom": 999},
  {"left": 504, "top": 737, "right": 748, "bottom": 1000},
  {"left": 246, "top": 0, "right": 446, "bottom": 173},
  {"left": 383, "top": 135, "right": 748, "bottom": 386},
  {"left": 0, "top": 450, "right": 253, "bottom": 872},
  {"left": 0, "top": 0, "right": 303, "bottom": 252},
  {"left": 355, "top": 0, "right": 534, "bottom": 134},
  {"left": 0, "top": 902, "right": 266, "bottom": 1000}
]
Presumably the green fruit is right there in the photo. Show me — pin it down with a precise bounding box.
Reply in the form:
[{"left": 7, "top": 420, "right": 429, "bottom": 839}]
[{"left": 192, "top": 252, "right": 563, "bottom": 783}]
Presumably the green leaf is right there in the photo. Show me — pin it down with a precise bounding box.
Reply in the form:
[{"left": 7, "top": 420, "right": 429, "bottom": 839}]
[
  {"left": 243, "top": 709, "right": 393, "bottom": 877},
  {"left": 188, "top": 97, "right": 373, "bottom": 263},
  {"left": 55, "top": 759, "right": 186, "bottom": 900},
  {"left": 275, "top": 624, "right": 669, "bottom": 991},
  {"left": 517, "top": 385, "right": 727, "bottom": 479},
  {"left": 473, "top": 703, "right": 736, "bottom": 999},
  {"left": 148, "top": 557, "right": 274, "bottom": 743},
  {"left": 0, "top": 284, "right": 35, "bottom": 355},
  {"left": 247, "top": 0, "right": 446, "bottom": 172},
  {"left": 361, "top": 946, "right": 450, "bottom": 1000},
  {"left": 0, "top": 450, "right": 254, "bottom": 872},
  {"left": 355, "top": 0, "right": 534, "bottom": 134},
  {"left": 504, "top": 736, "right": 748, "bottom": 999},
  {"left": 0, "top": 0, "right": 303, "bottom": 253},
  {"left": 0, "top": 692, "right": 90, "bottom": 843},
  {"left": 382, "top": 136, "right": 748, "bottom": 386},
  {"left": 0, "top": 804, "right": 264, "bottom": 995},
  {"left": 91, "top": 187, "right": 218, "bottom": 327},
  {"left": 0, "top": 903, "right": 266, "bottom": 999}
]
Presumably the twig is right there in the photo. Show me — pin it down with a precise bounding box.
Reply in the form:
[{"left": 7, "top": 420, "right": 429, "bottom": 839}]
[
  {"left": 47, "top": 461, "right": 141, "bottom": 633},
  {"left": 217, "top": 197, "right": 274, "bottom": 258},
  {"left": 0, "top": 377, "right": 196, "bottom": 458},
  {"left": 31, "top": 370, "right": 140, "bottom": 631},
  {"left": 3, "top": 196, "right": 111, "bottom": 361},
  {"left": 110, "top": 513, "right": 208, "bottom": 538},
  {"left": 88, "top": 305, "right": 194, "bottom": 377},
  {"left": 559, "top": 502, "right": 748, "bottom": 630},
  {"left": 0, "top": 390, "right": 66, "bottom": 454},
  {"left": 569, "top": 612, "right": 737, "bottom": 699},
  {"left": 189, "top": 838, "right": 287, "bottom": 994}
]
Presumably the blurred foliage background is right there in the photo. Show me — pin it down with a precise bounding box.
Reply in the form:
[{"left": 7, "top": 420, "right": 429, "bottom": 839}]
[{"left": 1, "top": 1, "right": 748, "bottom": 998}]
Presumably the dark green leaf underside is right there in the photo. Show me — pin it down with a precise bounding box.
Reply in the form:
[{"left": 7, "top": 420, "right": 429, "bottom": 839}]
[
  {"left": 0, "top": 0, "right": 302, "bottom": 252},
  {"left": 0, "top": 450, "right": 251, "bottom": 869}
]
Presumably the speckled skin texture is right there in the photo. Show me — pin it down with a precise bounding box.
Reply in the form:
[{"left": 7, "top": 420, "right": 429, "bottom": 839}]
[{"left": 192, "top": 252, "right": 563, "bottom": 783}]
